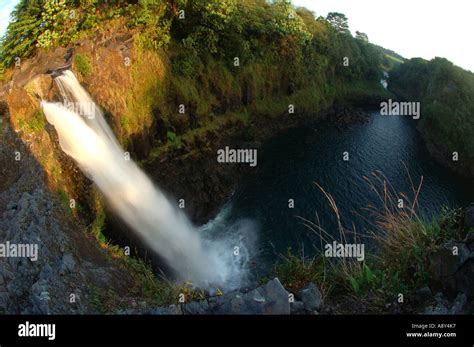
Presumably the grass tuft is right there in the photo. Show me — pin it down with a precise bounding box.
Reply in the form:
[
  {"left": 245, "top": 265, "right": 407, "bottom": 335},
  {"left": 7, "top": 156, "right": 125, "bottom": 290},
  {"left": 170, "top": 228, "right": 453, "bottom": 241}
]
[{"left": 273, "top": 166, "right": 465, "bottom": 310}]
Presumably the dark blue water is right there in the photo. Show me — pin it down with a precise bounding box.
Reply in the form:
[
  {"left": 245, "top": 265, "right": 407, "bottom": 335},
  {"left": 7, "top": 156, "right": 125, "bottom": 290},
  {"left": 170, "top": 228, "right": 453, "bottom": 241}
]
[{"left": 202, "top": 112, "right": 474, "bottom": 271}]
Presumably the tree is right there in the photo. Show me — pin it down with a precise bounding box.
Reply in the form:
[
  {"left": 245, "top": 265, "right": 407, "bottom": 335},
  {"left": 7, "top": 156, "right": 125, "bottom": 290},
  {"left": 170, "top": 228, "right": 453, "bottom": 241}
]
[
  {"left": 355, "top": 31, "right": 368, "bottom": 42},
  {"left": 0, "top": 0, "right": 44, "bottom": 67},
  {"left": 326, "top": 12, "right": 349, "bottom": 34}
]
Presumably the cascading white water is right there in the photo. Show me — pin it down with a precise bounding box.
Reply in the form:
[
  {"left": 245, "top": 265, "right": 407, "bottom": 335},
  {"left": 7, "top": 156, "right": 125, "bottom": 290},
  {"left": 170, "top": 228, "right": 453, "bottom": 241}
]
[{"left": 41, "top": 70, "right": 250, "bottom": 287}]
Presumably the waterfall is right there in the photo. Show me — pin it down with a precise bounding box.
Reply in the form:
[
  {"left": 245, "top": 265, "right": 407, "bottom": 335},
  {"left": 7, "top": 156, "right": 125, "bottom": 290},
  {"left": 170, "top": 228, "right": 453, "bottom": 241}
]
[{"left": 41, "top": 71, "right": 248, "bottom": 287}]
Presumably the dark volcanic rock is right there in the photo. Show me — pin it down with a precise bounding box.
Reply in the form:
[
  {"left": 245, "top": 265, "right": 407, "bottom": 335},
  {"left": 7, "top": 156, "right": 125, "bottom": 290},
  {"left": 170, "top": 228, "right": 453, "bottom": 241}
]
[
  {"left": 211, "top": 278, "right": 290, "bottom": 315},
  {"left": 464, "top": 204, "right": 474, "bottom": 230},
  {"left": 429, "top": 241, "right": 470, "bottom": 294},
  {"left": 143, "top": 278, "right": 292, "bottom": 315},
  {"left": 455, "top": 259, "right": 474, "bottom": 298},
  {"left": 299, "top": 283, "right": 322, "bottom": 313}
]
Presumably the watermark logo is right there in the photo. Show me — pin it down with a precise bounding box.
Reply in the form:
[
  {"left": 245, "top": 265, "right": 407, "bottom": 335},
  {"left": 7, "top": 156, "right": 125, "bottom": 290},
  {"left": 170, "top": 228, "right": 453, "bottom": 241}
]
[
  {"left": 380, "top": 99, "right": 420, "bottom": 119},
  {"left": 217, "top": 146, "right": 257, "bottom": 167},
  {"left": 0, "top": 241, "right": 38, "bottom": 261},
  {"left": 54, "top": 101, "right": 96, "bottom": 119},
  {"left": 324, "top": 241, "right": 365, "bottom": 261},
  {"left": 18, "top": 321, "right": 55, "bottom": 341}
]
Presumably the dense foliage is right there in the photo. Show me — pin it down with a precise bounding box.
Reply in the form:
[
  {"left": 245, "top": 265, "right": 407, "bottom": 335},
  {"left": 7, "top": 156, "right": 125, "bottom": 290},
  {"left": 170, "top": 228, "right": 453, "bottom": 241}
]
[
  {"left": 1, "top": 0, "right": 386, "bottom": 86},
  {"left": 390, "top": 57, "right": 474, "bottom": 173}
]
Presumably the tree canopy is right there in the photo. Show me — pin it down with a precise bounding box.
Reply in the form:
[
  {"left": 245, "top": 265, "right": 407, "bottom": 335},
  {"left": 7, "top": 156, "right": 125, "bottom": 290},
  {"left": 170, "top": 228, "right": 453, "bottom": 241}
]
[{"left": 326, "top": 12, "right": 350, "bottom": 34}]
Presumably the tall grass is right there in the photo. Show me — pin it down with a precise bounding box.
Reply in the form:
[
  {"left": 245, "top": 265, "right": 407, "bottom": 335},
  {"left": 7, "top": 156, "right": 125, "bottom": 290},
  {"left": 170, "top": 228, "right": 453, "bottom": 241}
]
[{"left": 273, "top": 166, "right": 464, "bottom": 309}]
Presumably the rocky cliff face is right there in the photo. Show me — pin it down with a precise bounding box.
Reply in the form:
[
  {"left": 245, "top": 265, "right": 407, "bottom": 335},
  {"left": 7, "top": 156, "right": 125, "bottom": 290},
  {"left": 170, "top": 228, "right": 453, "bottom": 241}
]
[
  {"left": 0, "top": 23, "right": 324, "bottom": 313},
  {"left": 2, "top": 20, "right": 471, "bottom": 315},
  {"left": 0, "top": 116, "right": 136, "bottom": 314},
  {"left": 0, "top": 24, "right": 187, "bottom": 312}
]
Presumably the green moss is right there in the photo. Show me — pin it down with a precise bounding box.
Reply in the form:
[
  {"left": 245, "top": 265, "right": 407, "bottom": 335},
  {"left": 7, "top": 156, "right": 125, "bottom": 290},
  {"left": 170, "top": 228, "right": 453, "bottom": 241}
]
[
  {"left": 20, "top": 110, "right": 46, "bottom": 134},
  {"left": 74, "top": 54, "right": 92, "bottom": 76}
]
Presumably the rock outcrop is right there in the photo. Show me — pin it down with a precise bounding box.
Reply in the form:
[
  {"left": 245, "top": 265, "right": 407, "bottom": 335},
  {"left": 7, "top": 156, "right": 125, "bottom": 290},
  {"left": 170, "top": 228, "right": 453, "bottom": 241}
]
[
  {"left": 117, "top": 279, "right": 324, "bottom": 315},
  {"left": 0, "top": 114, "right": 135, "bottom": 314}
]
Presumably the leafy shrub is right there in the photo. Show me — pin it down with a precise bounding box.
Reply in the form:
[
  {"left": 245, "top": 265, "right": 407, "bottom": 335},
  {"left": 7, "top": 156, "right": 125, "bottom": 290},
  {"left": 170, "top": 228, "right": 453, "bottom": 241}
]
[
  {"left": 36, "top": 0, "right": 70, "bottom": 48},
  {"left": 128, "top": 0, "right": 171, "bottom": 50}
]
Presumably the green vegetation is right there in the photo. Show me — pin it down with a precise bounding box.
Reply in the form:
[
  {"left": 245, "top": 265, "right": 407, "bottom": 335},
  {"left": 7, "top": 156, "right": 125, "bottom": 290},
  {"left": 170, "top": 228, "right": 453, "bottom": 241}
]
[
  {"left": 5, "top": 0, "right": 453, "bottom": 309},
  {"left": 73, "top": 53, "right": 92, "bottom": 75},
  {"left": 273, "top": 173, "right": 466, "bottom": 311},
  {"left": 57, "top": 188, "right": 70, "bottom": 209},
  {"left": 390, "top": 58, "right": 474, "bottom": 175},
  {"left": 1, "top": 0, "right": 395, "bottom": 162},
  {"left": 371, "top": 44, "right": 405, "bottom": 71},
  {"left": 1, "top": 0, "right": 389, "bottom": 102},
  {"left": 0, "top": 0, "right": 131, "bottom": 67},
  {"left": 166, "top": 130, "right": 182, "bottom": 149},
  {"left": 18, "top": 109, "right": 46, "bottom": 133}
]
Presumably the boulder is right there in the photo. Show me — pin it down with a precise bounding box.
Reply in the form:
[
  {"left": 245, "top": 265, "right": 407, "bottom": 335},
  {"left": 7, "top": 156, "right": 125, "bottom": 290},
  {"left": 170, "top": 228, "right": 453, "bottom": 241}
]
[
  {"left": 415, "top": 286, "right": 432, "bottom": 303},
  {"left": 463, "top": 232, "right": 474, "bottom": 251},
  {"left": 455, "top": 259, "right": 474, "bottom": 298},
  {"left": 299, "top": 283, "right": 322, "bottom": 313},
  {"left": 290, "top": 301, "right": 305, "bottom": 315},
  {"left": 210, "top": 278, "right": 290, "bottom": 315},
  {"left": 24, "top": 74, "right": 56, "bottom": 101},
  {"left": 464, "top": 204, "right": 474, "bottom": 230},
  {"left": 449, "top": 293, "right": 467, "bottom": 314},
  {"left": 258, "top": 278, "right": 291, "bottom": 314},
  {"left": 182, "top": 300, "right": 209, "bottom": 315},
  {"left": 429, "top": 241, "right": 471, "bottom": 294}
]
